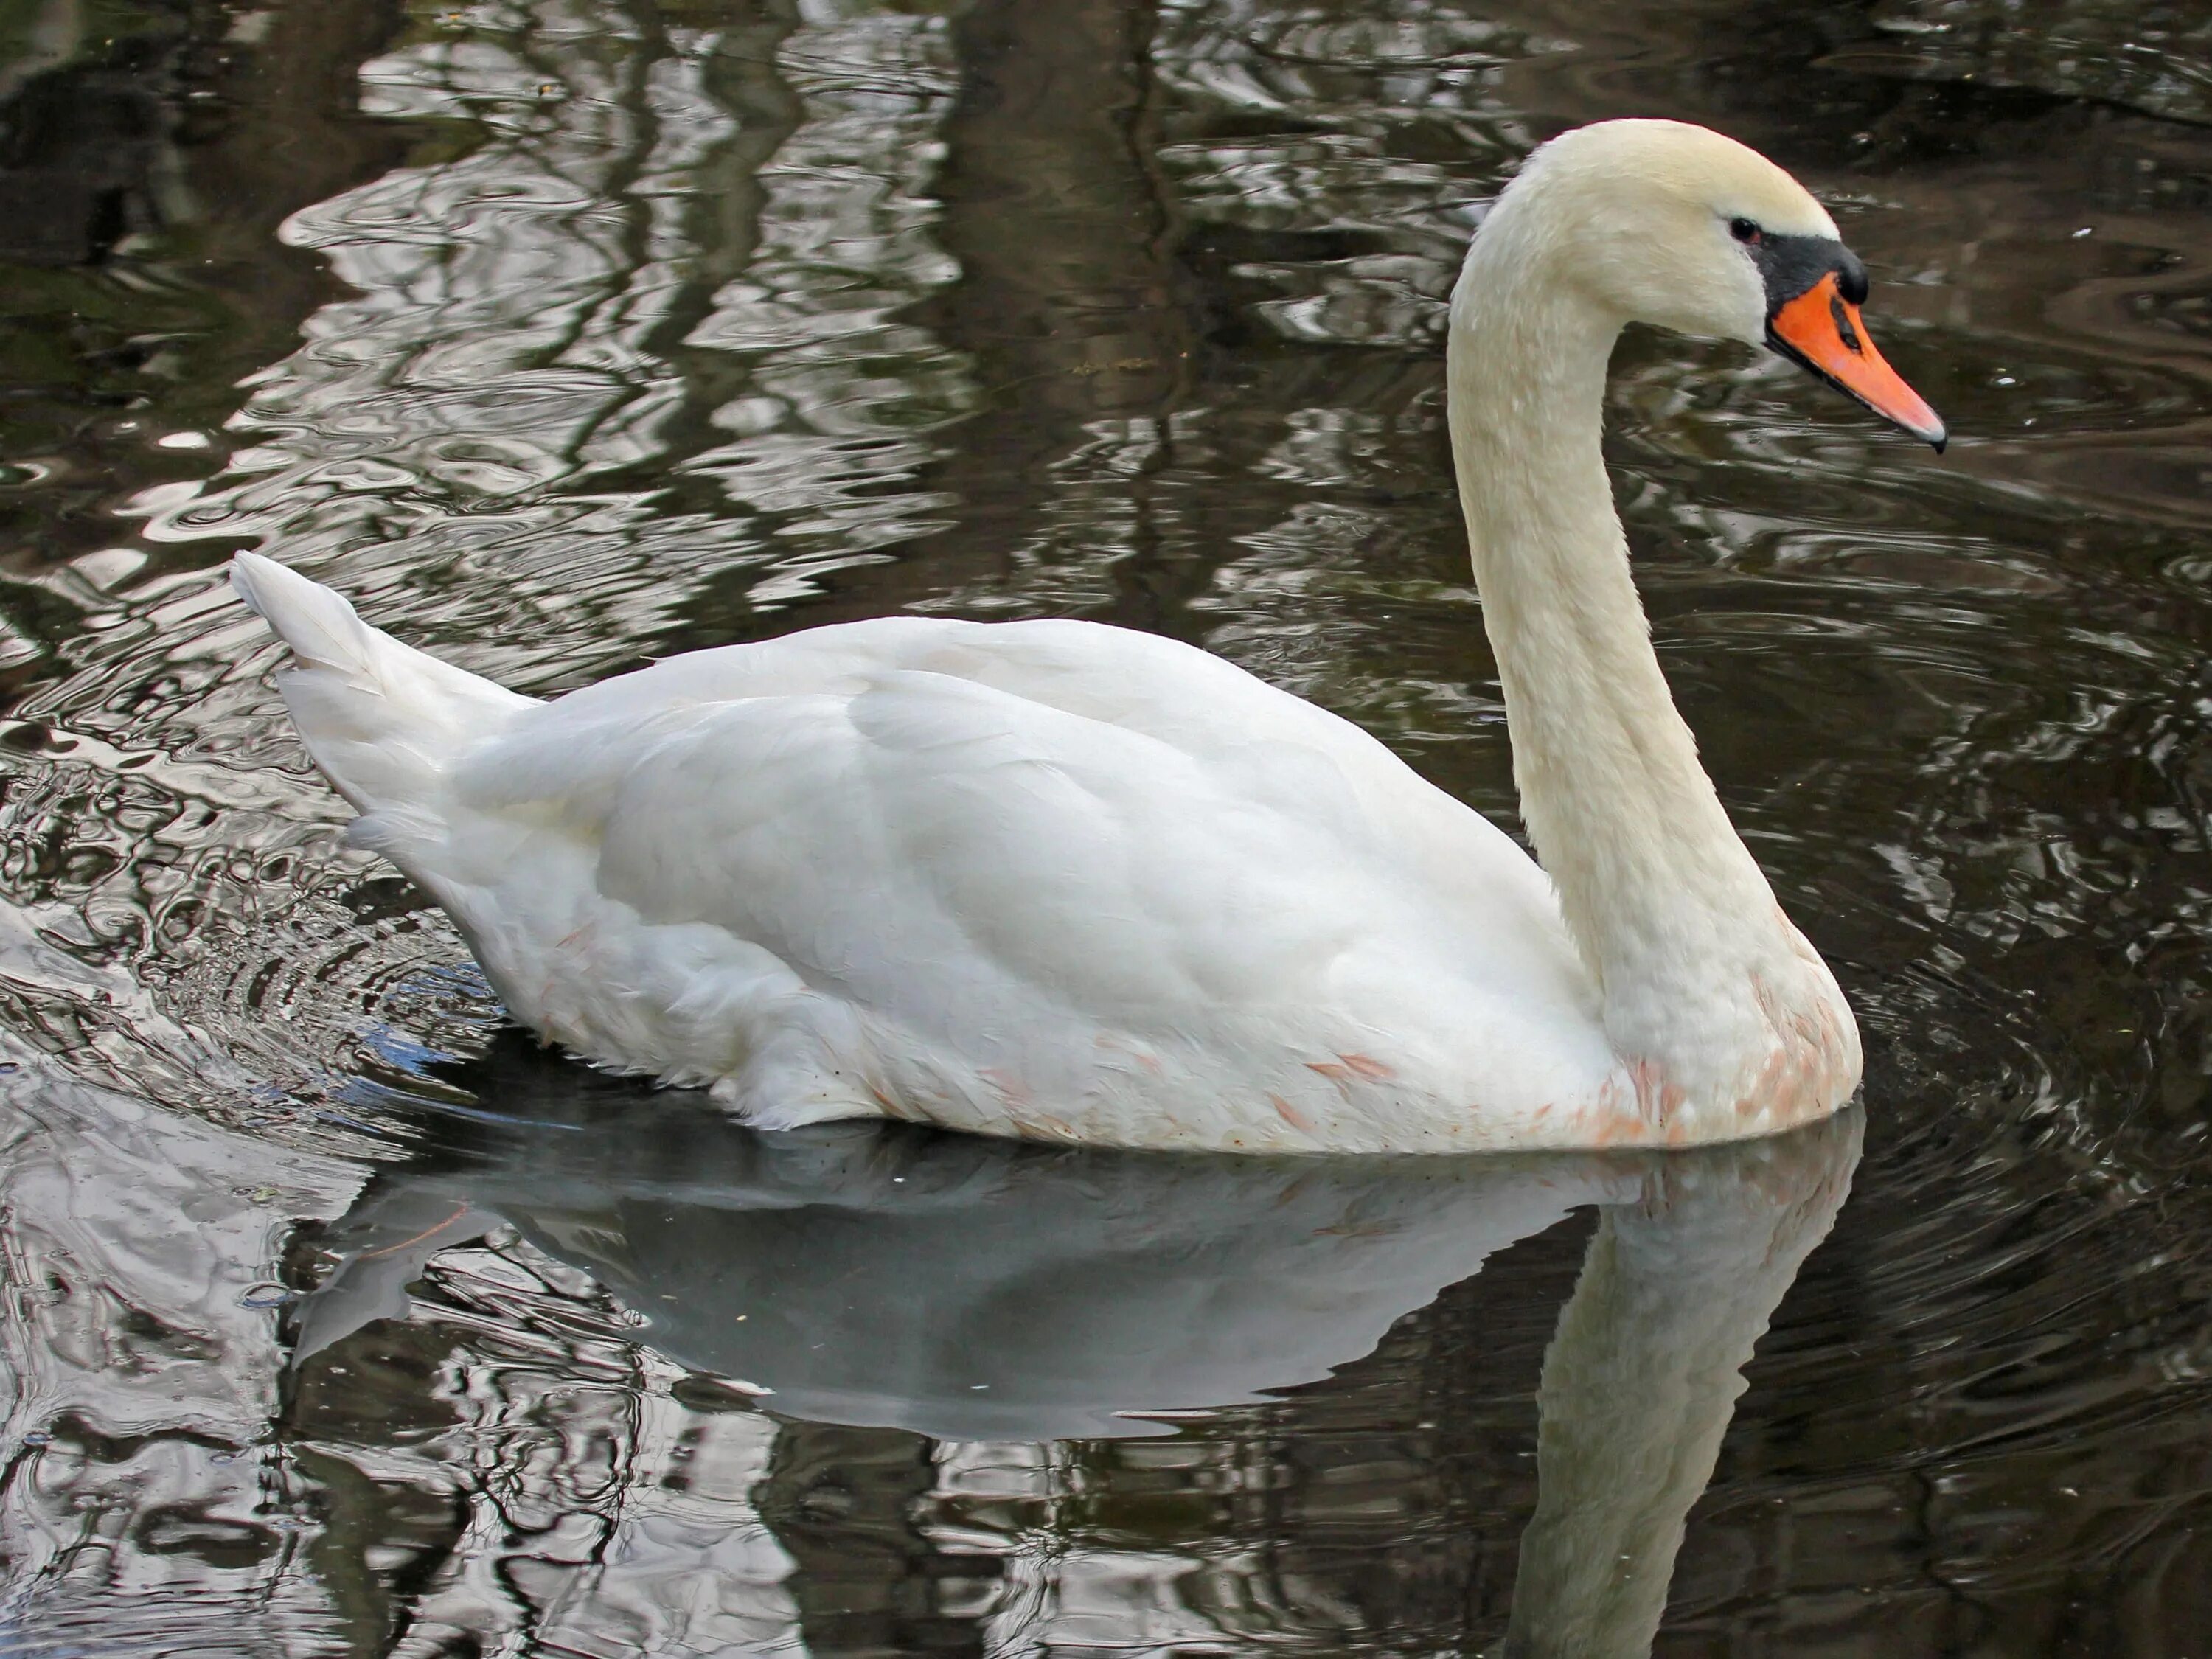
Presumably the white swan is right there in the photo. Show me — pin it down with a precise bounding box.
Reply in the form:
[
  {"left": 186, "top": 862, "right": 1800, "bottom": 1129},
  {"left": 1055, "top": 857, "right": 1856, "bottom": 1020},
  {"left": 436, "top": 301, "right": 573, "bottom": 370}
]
[{"left": 232, "top": 119, "right": 1944, "bottom": 1155}]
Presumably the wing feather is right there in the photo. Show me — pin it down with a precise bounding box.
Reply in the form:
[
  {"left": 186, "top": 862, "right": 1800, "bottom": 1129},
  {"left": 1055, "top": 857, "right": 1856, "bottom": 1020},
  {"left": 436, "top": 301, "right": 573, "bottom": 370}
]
[{"left": 422, "top": 618, "right": 1608, "bottom": 1132}]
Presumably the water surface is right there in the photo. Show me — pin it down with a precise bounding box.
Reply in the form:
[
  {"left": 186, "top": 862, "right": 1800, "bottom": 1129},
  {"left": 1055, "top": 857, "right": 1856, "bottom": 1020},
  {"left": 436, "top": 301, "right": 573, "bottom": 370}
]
[{"left": 1, "top": 1, "right": 2209, "bottom": 1653}]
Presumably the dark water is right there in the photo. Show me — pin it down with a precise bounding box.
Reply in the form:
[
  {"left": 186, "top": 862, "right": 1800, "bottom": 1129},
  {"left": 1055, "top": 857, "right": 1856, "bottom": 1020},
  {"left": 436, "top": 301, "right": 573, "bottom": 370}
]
[{"left": 0, "top": 0, "right": 2208, "bottom": 1653}]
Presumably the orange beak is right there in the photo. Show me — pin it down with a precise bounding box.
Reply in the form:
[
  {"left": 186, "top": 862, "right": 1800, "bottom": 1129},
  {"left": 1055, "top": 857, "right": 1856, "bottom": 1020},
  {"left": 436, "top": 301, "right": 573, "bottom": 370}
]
[{"left": 1767, "top": 273, "right": 1947, "bottom": 451}]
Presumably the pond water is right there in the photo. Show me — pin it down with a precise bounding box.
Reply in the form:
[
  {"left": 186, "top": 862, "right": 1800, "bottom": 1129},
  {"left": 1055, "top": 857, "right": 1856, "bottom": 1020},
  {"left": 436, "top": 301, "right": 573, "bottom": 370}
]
[{"left": 1, "top": 0, "right": 2208, "bottom": 1653}]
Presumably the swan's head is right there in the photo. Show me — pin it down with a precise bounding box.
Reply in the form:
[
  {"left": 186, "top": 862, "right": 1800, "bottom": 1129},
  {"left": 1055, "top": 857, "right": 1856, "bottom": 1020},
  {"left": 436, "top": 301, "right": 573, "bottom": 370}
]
[{"left": 1474, "top": 119, "right": 1946, "bottom": 450}]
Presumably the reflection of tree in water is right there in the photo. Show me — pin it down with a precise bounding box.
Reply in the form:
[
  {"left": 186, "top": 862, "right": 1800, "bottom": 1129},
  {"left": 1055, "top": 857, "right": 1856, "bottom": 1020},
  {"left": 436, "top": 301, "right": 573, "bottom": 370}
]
[
  {"left": 146, "top": 0, "right": 973, "bottom": 680},
  {"left": 0, "top": 1070, "right": 366, "bottom": 1654},
  {"left": 904, "top": 0, "right": 1543, "bottom": 696},
  {"left": 1865, "top": 0, "right": 2212, "bottom": 127}
]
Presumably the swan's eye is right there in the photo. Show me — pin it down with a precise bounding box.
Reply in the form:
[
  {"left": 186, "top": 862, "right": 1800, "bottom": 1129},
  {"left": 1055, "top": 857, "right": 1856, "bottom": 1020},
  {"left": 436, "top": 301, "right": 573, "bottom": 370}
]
[{"left": 1729, "top": 218, "right": 1764, "bottom": 245}]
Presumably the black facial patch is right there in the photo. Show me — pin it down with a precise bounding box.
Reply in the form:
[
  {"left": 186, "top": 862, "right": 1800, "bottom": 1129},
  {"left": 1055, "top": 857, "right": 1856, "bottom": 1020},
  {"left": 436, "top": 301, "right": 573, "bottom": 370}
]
[{"left": 1746, "top": 232, "right": 1867, "bottom": 314}]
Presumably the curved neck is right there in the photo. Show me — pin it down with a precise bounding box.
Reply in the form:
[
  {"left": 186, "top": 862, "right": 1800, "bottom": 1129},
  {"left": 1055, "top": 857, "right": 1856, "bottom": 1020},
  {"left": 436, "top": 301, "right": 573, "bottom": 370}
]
[{"left": 1446, "top": 237, "right": 1792, "bottom": 1071}]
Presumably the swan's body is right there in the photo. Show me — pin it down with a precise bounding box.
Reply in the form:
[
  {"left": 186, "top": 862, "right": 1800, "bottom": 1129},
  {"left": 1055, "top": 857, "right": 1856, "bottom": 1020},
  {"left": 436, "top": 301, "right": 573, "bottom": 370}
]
[{"left": 234, "top": 120, "right": 1944, "bottom": 1154}]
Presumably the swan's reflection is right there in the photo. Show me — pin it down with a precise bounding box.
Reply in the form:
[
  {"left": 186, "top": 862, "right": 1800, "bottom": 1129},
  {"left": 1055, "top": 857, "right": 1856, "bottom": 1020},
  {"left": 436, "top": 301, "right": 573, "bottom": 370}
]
[{"left": 303, "top": 1055, "right": 1858, "bottom": 1655}]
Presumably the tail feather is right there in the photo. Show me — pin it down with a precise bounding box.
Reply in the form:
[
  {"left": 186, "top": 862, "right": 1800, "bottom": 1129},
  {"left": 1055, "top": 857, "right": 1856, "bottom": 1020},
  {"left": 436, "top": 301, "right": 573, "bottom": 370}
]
[{"left": 232, "top": 552, "right": 534, "bottom": 821}]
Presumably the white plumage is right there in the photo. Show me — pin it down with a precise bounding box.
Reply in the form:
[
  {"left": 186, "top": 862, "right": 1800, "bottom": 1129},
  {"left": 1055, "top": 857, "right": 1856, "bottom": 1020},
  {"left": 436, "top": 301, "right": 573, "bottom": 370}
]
[
  {"left": 234, "top": 119, "right": 1937, "bottom": 1152},
  {"left": 233, "top": 560, "right": 1608, "bottom": 1150}
]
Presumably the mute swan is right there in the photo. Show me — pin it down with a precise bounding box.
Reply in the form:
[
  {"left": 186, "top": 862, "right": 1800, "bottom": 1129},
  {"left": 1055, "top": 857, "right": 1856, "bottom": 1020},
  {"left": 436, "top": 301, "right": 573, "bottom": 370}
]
[{"left": 233, "top": 119, "right": 1944, "bottom": 1154}]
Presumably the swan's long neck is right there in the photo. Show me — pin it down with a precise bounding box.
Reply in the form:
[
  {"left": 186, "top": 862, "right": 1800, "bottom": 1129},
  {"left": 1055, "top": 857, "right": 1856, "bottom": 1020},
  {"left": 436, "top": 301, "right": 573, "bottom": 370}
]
[{"left": 1447, "top": 220, "right": 1850, "bottom": 1113}]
